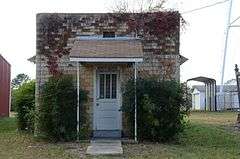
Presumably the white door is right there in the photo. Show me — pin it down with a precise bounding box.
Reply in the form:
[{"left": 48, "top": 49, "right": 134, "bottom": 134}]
[
  {"left": 195, "top": 94, "right": 200, "bottom": 110},
  {"left": 95, "top": 72, "right": 121, "bottom": 130}
]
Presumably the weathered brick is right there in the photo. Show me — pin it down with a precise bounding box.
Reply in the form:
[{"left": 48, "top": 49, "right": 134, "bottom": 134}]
[{"left": 35, "top": 13, "right": 182, "bottom": 137}]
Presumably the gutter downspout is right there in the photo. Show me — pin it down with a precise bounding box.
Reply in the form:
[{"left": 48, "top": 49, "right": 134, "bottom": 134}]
[
  {"left": 205, "top": 83, "right": 207, "bottom": 111},
  {"left": 77, "top": 62, "right": 80, "bottom": 141},
  {"left": 134, "top": 62, "right": 137, "bottom": 142},
  {"left": 235, "top": 64, "right": 240, "bottom": 108},
  {"left": 215, "top": 81, "right": 217, "bottom": 111}
]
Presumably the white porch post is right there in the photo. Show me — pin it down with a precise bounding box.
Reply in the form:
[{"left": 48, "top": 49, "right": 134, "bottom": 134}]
[
  {"left": 134, "top": 62, "right": 137, "bottom": 142},
  {"left": 77, "top": 62, "right": 80, "bottom": 141}
]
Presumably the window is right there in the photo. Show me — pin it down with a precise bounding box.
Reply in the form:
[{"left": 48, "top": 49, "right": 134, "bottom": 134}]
[
  {"left": 99, "top": 74, "right": 105, "bottom": 99},
  {"left": 112, "top": 74, "right": 117, "bottom": 98},
  {"left": 106, "top": 74, "right": 111, "bottom": 98},
  {"left": 99, "top": 74, "right": 117, "bottom": 99},
  {"left": 103, "top": 32, "right": 115, "bottom": 38}
]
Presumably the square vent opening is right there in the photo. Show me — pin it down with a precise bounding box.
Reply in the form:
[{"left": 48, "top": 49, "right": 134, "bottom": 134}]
[{"left": 103, "top": 32, "right": 115, "bottom": 38}]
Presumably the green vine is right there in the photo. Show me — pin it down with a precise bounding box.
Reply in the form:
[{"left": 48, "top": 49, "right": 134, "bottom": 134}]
[
  {"left": 37, "top": 12, "right": 184, "bottom": 76},
  {"left": 37, "top": 14, "right": 72, "bottom": 76}
]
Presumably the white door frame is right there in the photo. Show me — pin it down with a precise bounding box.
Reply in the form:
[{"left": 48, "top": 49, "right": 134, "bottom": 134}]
[{"left": 93, "top": 66, "right": 122, "bottom": 131}]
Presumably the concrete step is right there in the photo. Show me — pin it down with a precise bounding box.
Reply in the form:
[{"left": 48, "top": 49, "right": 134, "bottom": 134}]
[{"left": 86, "top": 139, "right": 123, "bottom": 156}]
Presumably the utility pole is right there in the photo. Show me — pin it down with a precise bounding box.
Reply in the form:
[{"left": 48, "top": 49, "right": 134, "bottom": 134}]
[
  {"left": 235, "top": 65, "right": 240, "bottom": 108},
  {"left": 220, "top": 0, "right": 233, "bottom": 93},
  {"left": 235, "top": 64, "right": 240, "bottom": 123}
]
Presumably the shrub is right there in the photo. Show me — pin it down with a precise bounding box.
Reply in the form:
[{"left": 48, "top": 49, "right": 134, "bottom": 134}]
[
  {"left": 11, "top": 90, "right": 17, "bottom": 111},
  {"left": 15, "top": 80, "right": 35, "bottom": 132},
  {"left": 122, "top": 78, "right": 190, "bottom": 142},
  {"left": 39, "top": 75, "right": 87, "bottom": 141},
  {"left": 11, "top": 74, "right": 31, "bottom": 111}
]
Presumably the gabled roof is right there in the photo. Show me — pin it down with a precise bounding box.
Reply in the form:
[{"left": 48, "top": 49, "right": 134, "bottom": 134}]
[{"left": 69, "top": 37, "right": 143, "bottom": 61}]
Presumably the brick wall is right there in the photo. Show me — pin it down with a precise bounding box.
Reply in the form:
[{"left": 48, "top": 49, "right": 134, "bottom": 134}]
[{"left": 36, "top": 13, "right": 181, "bottom": 137}]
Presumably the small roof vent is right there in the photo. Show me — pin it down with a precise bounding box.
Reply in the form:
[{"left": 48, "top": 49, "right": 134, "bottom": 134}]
[{"left": 103, "top": 32, "right": 115, "bottom": 38}]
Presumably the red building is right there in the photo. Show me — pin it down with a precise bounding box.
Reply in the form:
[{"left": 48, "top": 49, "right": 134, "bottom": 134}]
[{"left": 0, "top": 54, "right": 11, "bottom": 117}]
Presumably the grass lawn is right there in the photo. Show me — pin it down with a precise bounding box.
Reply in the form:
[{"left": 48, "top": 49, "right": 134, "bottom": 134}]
[
  {"left": 0, "top": 117, "right": 86, "bottom": 159},
  {"left": 1, "top": 111, "right": 240, "bottom": 159},
  {"left": 123, "top": 111, "right": 240, "bottom": 159}
]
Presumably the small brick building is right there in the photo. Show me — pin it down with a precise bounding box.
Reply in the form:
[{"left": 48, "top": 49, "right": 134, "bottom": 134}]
[
  {"left": 0, "top": 54, "right": 11, "bottom": 117},
  {"left": 35, "top": 13, "right": 187, "bottom": 138}
]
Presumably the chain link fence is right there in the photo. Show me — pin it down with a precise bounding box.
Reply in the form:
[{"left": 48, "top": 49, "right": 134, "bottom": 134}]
[{"left": 217, "top": 92, "right": 239, "bottom": 110}]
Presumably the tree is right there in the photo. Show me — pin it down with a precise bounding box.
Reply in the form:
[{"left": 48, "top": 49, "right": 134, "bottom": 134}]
[
  {"left": 11, "top": 73, "right": 30, "bottom": 111},
  {"left": 225, "top": 79, "right": 237, "bottom": 85},
  {"left": 112, "top": 0, "right": 166, "bottom": 13},
  {"left": 11, "top": 73, "right": 30, "bottom": 89},
  {"left": 15, "top": 80, "right": 35, "bottom": 131}
]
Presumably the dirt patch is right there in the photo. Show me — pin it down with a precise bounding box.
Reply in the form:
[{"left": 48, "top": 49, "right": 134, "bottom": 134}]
[{"left": 61, "top": 142, "right": 88, "bottom": 158}]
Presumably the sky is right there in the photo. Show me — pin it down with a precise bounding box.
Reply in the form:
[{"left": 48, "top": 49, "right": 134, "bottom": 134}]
[{"left": 0, "top": 0, "right": 239, "bottom": 85}]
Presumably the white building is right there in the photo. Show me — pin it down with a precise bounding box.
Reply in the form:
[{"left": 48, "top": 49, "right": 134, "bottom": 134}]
[
  {"left": 192, "top": 85, "right": 239, "bottom": 110},
  {"left": 192, "top": 86, "right": 206, "bottom": 110}
]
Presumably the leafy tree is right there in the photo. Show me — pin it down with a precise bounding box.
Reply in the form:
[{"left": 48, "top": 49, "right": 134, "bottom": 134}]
[
  {"left": 11, "top": 74, "right": 31, "bottom": 111},
  {"left": 15, "top": 80, "right": 35, "bottom": 131},
  {"left": 225, "top": 79, "right": 237, "bottom": 85},
  {"left": 11, "top": 73, "right": 30, "bottom": 89}
]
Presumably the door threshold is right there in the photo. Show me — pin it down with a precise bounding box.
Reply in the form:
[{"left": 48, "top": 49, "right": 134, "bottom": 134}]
[{"left": 93, "top": 130, "right": 121, "bottom": 138}]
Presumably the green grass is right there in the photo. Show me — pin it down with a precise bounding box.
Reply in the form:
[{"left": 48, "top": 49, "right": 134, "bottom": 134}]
[
  {"left": 123, "top": 111, "right": 240, "bottom": 159},
  {"left": 0, "top": 117, "right": 85, "bottom": 159},
  {"left": 1, "top": 112, "right": 240, "bottom": 159}
]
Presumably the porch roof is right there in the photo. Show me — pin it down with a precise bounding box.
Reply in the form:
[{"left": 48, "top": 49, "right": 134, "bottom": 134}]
[{"left": 69, "top": 37, "right": 143, "bottom": 62}]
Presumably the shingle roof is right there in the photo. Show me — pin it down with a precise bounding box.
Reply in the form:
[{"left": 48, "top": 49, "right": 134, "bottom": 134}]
[{"left": 70, "top": 38, "right": 143, "bottom": 58}]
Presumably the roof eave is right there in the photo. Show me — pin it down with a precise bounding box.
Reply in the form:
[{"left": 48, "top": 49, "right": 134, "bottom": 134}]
[
  {"left": 28, "top": 56, "right": 36, "bottom": 64},
  {"left": 69, "top": 57, "right": 143, "bottom": 63},
  {"left": 180, "top": 55, "right": 188, "bottom": 65}
]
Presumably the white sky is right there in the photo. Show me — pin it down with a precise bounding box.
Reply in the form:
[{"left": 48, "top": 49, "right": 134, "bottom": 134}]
[{"left": 0, "top": 0, "right": 239, "bottom": 85}]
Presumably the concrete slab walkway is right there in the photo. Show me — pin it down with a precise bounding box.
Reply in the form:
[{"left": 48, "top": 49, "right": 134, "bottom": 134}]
[{"left": 86, "top": 139, "right": 123, "bottom": 156}]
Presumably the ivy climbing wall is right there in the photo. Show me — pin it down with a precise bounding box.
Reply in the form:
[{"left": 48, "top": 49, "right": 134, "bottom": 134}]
[{"left": 35, "top": 13, "right": 184, "bottom": 137}]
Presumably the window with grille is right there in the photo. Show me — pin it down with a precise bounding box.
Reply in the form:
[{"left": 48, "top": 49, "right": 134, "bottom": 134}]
[{"left": 99, "top": 74, "right": 117, "bottom": 99}]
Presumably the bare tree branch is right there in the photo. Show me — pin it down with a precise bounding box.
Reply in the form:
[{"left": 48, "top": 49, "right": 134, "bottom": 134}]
[
  {"left": 112, "top": 0, "right": 166, "bottom": 13},
  {"left": 112, "top": 0, "right": 129, "bottom": 13}
]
